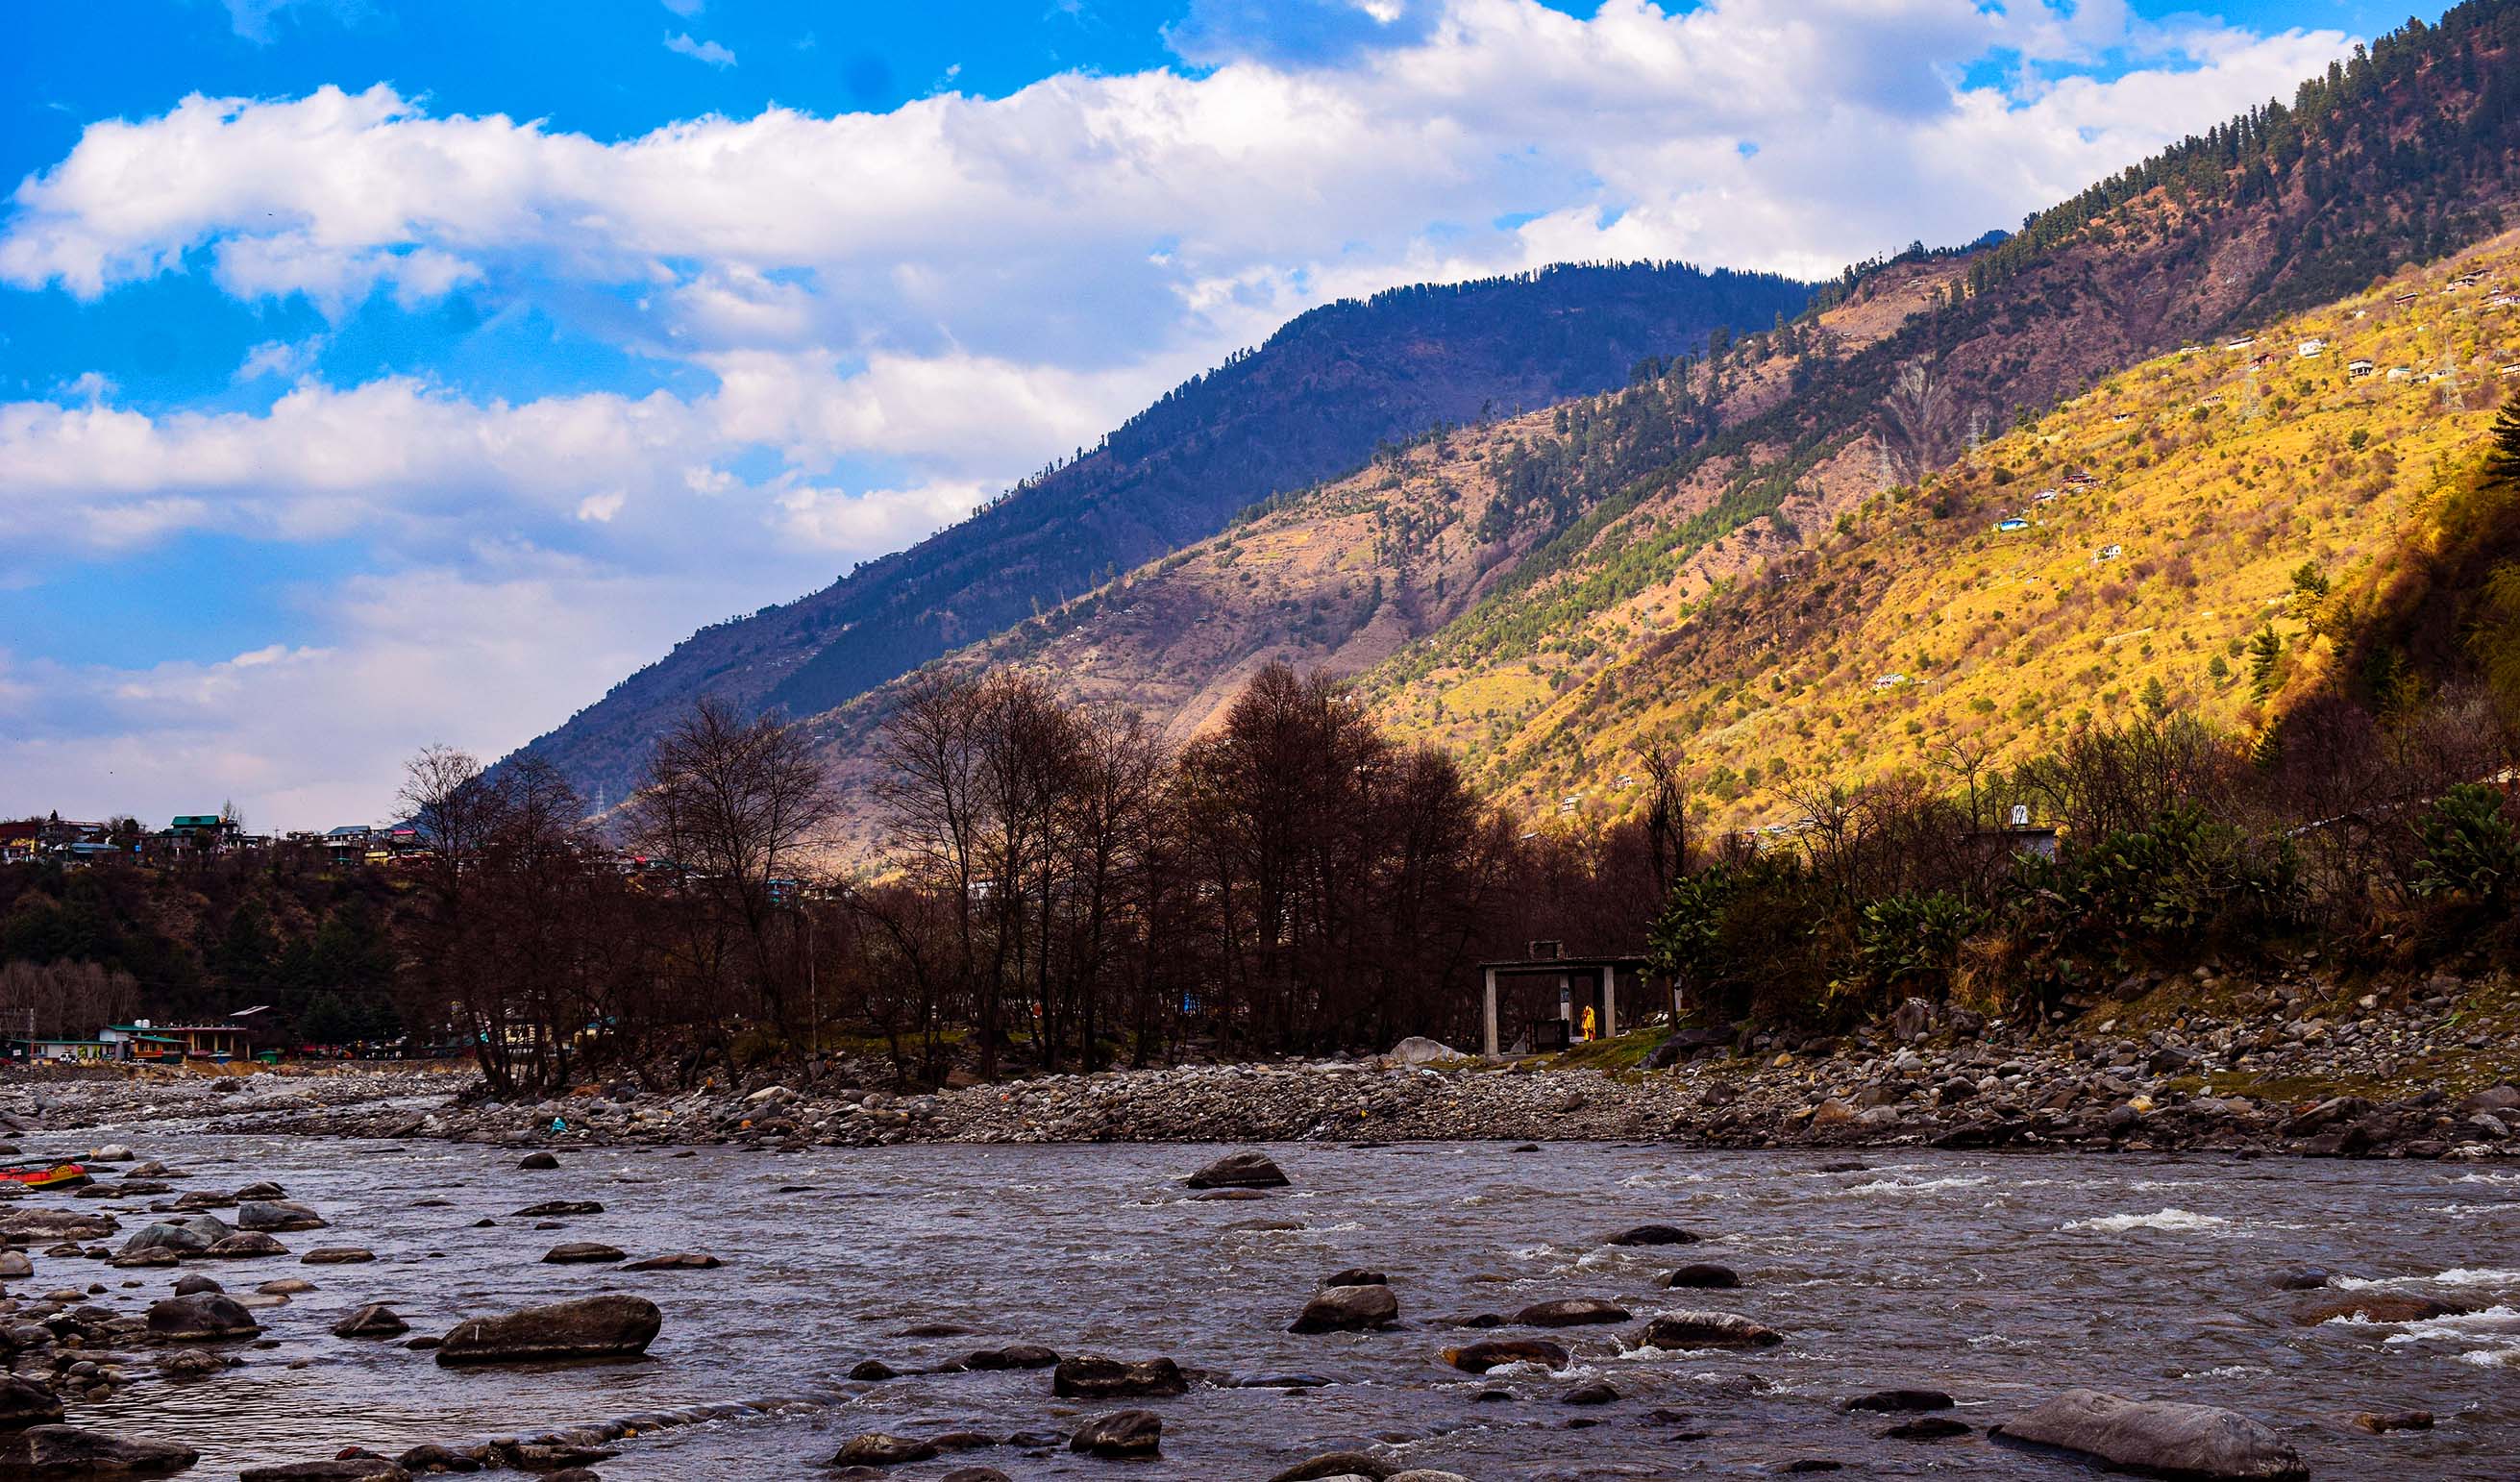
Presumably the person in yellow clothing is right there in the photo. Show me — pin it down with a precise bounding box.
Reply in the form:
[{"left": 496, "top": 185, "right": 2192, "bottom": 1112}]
[{"left": 1579, "top": 1004, "right": 1597, "bottom": 1042}]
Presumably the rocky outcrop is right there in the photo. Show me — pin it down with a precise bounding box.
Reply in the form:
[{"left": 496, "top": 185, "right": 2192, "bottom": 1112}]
[
  {"left": 0, "top": 1425, "right": 199, "bottom": 1477},
  {"left": 0, "top": 1378, "right": 63, "bottom": 1430},
  {"left": 1991, "top": 1389, "right": 2308, "bottom": 1480},
  {"left": 434, "top": 1296, "right": 661, "bottom": 1366}
]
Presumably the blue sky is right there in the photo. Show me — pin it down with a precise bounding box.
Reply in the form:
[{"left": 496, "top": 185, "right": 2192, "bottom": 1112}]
[{"left": 0, "top": 0, "right": 2426, "bottom": 827}]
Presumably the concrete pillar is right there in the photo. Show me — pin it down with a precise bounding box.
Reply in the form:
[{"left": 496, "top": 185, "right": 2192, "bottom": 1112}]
[
  {"left": 1482, "top": 968, "right": 1500, "bottom": 1057},
  {"left": 1601, "top": 963, "right": 1618, "bottom": 1040}
]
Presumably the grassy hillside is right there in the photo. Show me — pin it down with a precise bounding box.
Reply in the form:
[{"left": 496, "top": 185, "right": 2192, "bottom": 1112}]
[{"left": 1396, "top": 236, "right": 2520, "bottom": 830}]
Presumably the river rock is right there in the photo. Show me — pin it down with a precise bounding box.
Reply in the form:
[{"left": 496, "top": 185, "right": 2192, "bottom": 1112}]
[
  {"left": 542, "top": 1243, "right": 626, "bottom": 1265},
  {"left": 1843, "top": 1389, "right": 1952, "bottom": 1412},
  {"left": 1662, "top": 1263, "right": 1740, "bottom": 1289},
  {"left": 333, "top": 1304, "right": 409, "bottom": 1339},
  {"left": 960, "top": 1345, "right": 1058, "bottom": 1371},
  {"left": 0, "top": 1375, "right": 64, "bottom": 1429},
  {"left": 1442, "top": 1339, "right": 1568, "bottom": 1373},
  {"left": 2291, "top": 1294, "right": 2467, "bottom": 1324},
  {"left": 937, "top": 1470, "right": 1010, "bottom": 1482},
  {"left": 388, "top": 1445, "right": 478, "bottom": 1474},
  {"left": 0, "top": 1252, "right": 27, "bottom": 1279},
  {"left": 0, "top": 1211, "right": 114, "bottom": 1243},
  {"left": 1292, "top": 1284, "right": 1399, "bottom": 1333},
  {"left": 236, "top": 1201, "right": 327, "bottom": 1233},
  {"left": 1051, "top": 1354, "right": 1186, "bottom": 1399},
  {"left": 1992, "top": 1389, "right": 2306, "bottom": 1480},
  {"left": 508, "top": 1201, "right": 602, "bottom": 1218},
  {"left": 434, "top": 1295, "right": 661, "bottom": 1366},
  {"left": 144, "top": 1293, "right": 259, "bottom": 1342},
  {"left": 1069, "top": 1410, "right": 1160, "bottom": 1459},
  {"left": 623, "top": 1253, "right": 719, "bottom": 1271},
  {"left": 237, "top": 1460, "right": 408, "bottom": 1480},
  {"left": 1883, "top": 1417, "right": 1972, "bottom": 1441},
  {"left": 1604, "top": 1224, "right": 1698, "bottom": 1247},
  {"left": 232, "top": 1183, "right": 284, "bottom": 1201},
  {"left": 1389, "top": 1037, "right": 1463, "bottom": 1066},
  {"left": 257, "top": 1278, "right": 313, "bottom": 1295},
  {"left": 171, "top": 1275, "right": 222, "bottom": 1296},
  {"left": 206, "top": 1233, "right": 287, "bottom": 1259},
  {"left": 1514, "top": 1297, "right": 1629, "bottom": 1327},
  {"left": 1184, "top": 1151, "right": 1288, "bottom": 1190},
  {"left": 518, "top": 1152, "right": 559, "bottom": 1171},
  {"left": 0, "top": 1425, "right": 198, "bottom": 1477},
  {"left": 830, "top": 1433, "right": 937, "bottom": 1467},
  {"left": 1271, "top": 1452, "right": 1395, "bottom": 1482},
  {"left": 1636, "top": 1312, "right": 1783, "bottom": 1349},
  {"left": 300, "top": 1248, "right": 374, "bottom": 1266},
  {"left": 1562, "top": 1380, "right": 1618, "bottom": 1405},
  {"left": 1324, "top": 1268, "right": 1386, "bottom": 1287}
]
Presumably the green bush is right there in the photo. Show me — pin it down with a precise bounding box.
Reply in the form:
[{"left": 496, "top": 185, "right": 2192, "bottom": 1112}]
[
  {"left": 2413, "top": 783, "right": 2517, "bottom": 905},
  {"left": 1858, "top": 892, "right": 1979, "bottom": 993}
]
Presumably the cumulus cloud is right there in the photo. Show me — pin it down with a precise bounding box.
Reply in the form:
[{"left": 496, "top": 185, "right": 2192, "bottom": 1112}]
[{"left": 0, "top": 0, "right": 2365, "bottom": 825}]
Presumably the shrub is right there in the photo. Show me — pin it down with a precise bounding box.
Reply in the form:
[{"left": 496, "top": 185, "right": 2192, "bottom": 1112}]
[{"left": 2412, "top": 783, "right": 2517, "bottom": 906}]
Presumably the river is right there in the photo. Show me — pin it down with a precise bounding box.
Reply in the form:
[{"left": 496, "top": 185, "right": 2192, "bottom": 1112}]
[{"left": 39, "top": 1135, "right": 2520, "bottom": 1478}]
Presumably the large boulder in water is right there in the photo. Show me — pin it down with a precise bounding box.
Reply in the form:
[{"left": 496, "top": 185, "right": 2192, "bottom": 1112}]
[
  {"left": 0, "top": 1376, "right": 64, "bottom": 1429},
  {"left": 1291, "top": 1284, "right": 1399, "bottom": 1334},
  {"left": 144, "top": 1293, "right": 259, "bottom": 1343},
  {"left": 1992, "top": 1389, "right": 2307, "bottom": 1480},
  {"left": 829, "top": 1433, "right": 937, "bottom": 1467},
  {"left": 1514, "top": 1297, "right": 1630, "bottom": 1327},
  {"left": 1441, "top": 1339, "right": 1568, "bottom": 1373},
  {"left": 0, "top": 1210, "right": 115, "bottom": 1244},
  {"left": 0, "top": 1425, "right": 198, "bottom": 1476},
  {"left": 1635, "top": 1311, "right": 1783, "bottom": 1349},
  {"left": 434, "top": 1295, "right": 660, "bottom": 1366},
  {"left": 1051, "top": 1354, "right": 1187, "bottom": 1399},
  {"left": 1069, "top": 1410, "right": 1161, "bottom": 1459},
  {"left": 236, "top": 1200, "right": 326, "bottom": 1233},
  {"left": 1184, "top": 1151, "right": 1287, "bottom": 1190}
]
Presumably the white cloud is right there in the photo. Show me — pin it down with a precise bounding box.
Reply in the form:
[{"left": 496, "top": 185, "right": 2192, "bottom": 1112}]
[
  {"left": 664, "top": 32, "right": 737, "bottom": 68},
  {"left": 660, "top": 0, "right": 704, "bottom": 15},
  {"left": 234, "top": 336, "right": 326, "bottom": 383}
]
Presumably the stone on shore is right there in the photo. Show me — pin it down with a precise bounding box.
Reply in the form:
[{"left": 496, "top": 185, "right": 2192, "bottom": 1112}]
[
  {"left": 1069, "top": 1410, "right": 1161, "bottom": 1459},
  {"left": 1513, "top": 1297, "right": 1629, "bottom": 1327},
  {"left": 1184, "top": 1151, "right": 1287, "bottom": 1190},
  {"left": 434, "top": 1295, "right": 661, "bottom": 1366},
  {"left": 1051, "top": 1354, "right": 1187, "bottom": 1399},
  {"left": 1442, "top": 1339, "right": 1568, "bottom": 1373},
  {"left": 1388, "top": 1038, "right": 1464, "bottom": 1066},
  {"left": 144, "top": 1293, "right": 259, "bottom": 1343},
  {"left": 1291, "top": 1284, "right": 1399, "bottom": 1334},
  {"left": 1636, "top": 1312, "right": 1783, "bottom": 1349},
  {"left": 0, "top": 1425, "right": 199, "bottom": 1477},
  {"left": 1991, "top": 1389, "right": 2307, "bottom": 1480}
]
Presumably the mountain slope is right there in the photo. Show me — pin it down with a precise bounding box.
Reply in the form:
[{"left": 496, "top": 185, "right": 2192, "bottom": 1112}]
[
  {"left": 799, "top": 1, "right": 2520, "bottom": 852},
  {"left": 507, "top": 261, "right": 1812, "bottom": 803}
]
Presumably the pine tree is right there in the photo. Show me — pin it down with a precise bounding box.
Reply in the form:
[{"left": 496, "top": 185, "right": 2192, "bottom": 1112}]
[{"left": 2489, "top": 392, "right": 2520, "bottom": 483}]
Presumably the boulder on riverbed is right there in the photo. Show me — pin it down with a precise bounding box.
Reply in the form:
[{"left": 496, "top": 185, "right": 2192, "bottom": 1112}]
[
  {"left": 237, "top": 1459, "right": 408, "bottom": 1480},
  {"left": 1514, "top": 1297, "right": 1629, "bottom": 1328},
  {"left": 236, "top": 1201, "right": 327, "bottom": 1233},
  {"left": 144, "top": 1292, "right": 259, "bottom": 1343},
  {"left": 300, "top": 1248, "right": 374, "bottom": 1266},
  {"left": 507, "top": 1201, "right": 602, "bottom": 1219},
  {"left": 1069, "top": 1410, "right": 1161, "bottom": 1459},
  {"left": 1843, "top": 1389, "right": 1953, "bottom": 1413},
  {"left": 206, "top": 1232, "right": 288, "bottom": 1259},
  {"left": 434, "top": 1295, "right": 661, "bottom": 1366},
  {"left": 333, "top": 1304, "right": 409, "bottom": 1339},
  {"left": 541, "top": 1243, "right": 626, "bottom": 1265},
  {"left": 829, "top": 1433, "right": 936, "bottom": 1467},
  {"left": 1662, "top": 1264, "right": 1740, "bottom": 1290},
  {"left": 1051, "top": 1354, "right": 1187, "bottom": 1399},
  {"left": 1603, "top": 1224, "right": 1698, "bottom": 1247},
  {"left": 960, "top": 1345, "right": 1058, "bottom": 1371},
  {"left": 0, "top": 1375, "right": 65, "bottom": 1429},
  {"left": 1442, "top": 1339, "right": 1568, "bottom": 1373},
  {"left": 1291, "top": 1284, "right": 1399, "bottom": 1334},
  {"left": 1991, "top": 1389, "right": 2307, "bottom": 1480},
  {"left": 1271, "top": 1452, "right": 1395, "bottom": 1481},
  {"left": 518, "top": 1152, "right": 559, "bottom": 1171},
  {"left": 1635, "top": 1312, "right": 1783, "bottom": 1349},
  {"left": 0, "top": 1425, "right": 198, "bottom": 1477},
  {"left": 623, "top": 1253, "right": 719, "bottom": 1271},
  {"left": 1184, "top": 1151, "right": 1287, "bottom": 1190}
]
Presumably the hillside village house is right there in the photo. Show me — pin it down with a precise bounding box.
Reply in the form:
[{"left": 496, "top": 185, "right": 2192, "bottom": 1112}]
[{"left": 99, "top": 1020, "right": 255, "bottom": 1062}]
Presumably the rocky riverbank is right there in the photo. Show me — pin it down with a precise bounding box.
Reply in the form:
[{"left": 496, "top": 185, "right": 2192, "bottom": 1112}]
[{"left": 13, "top": 968, "right": 2509, "bottom": 1166}]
